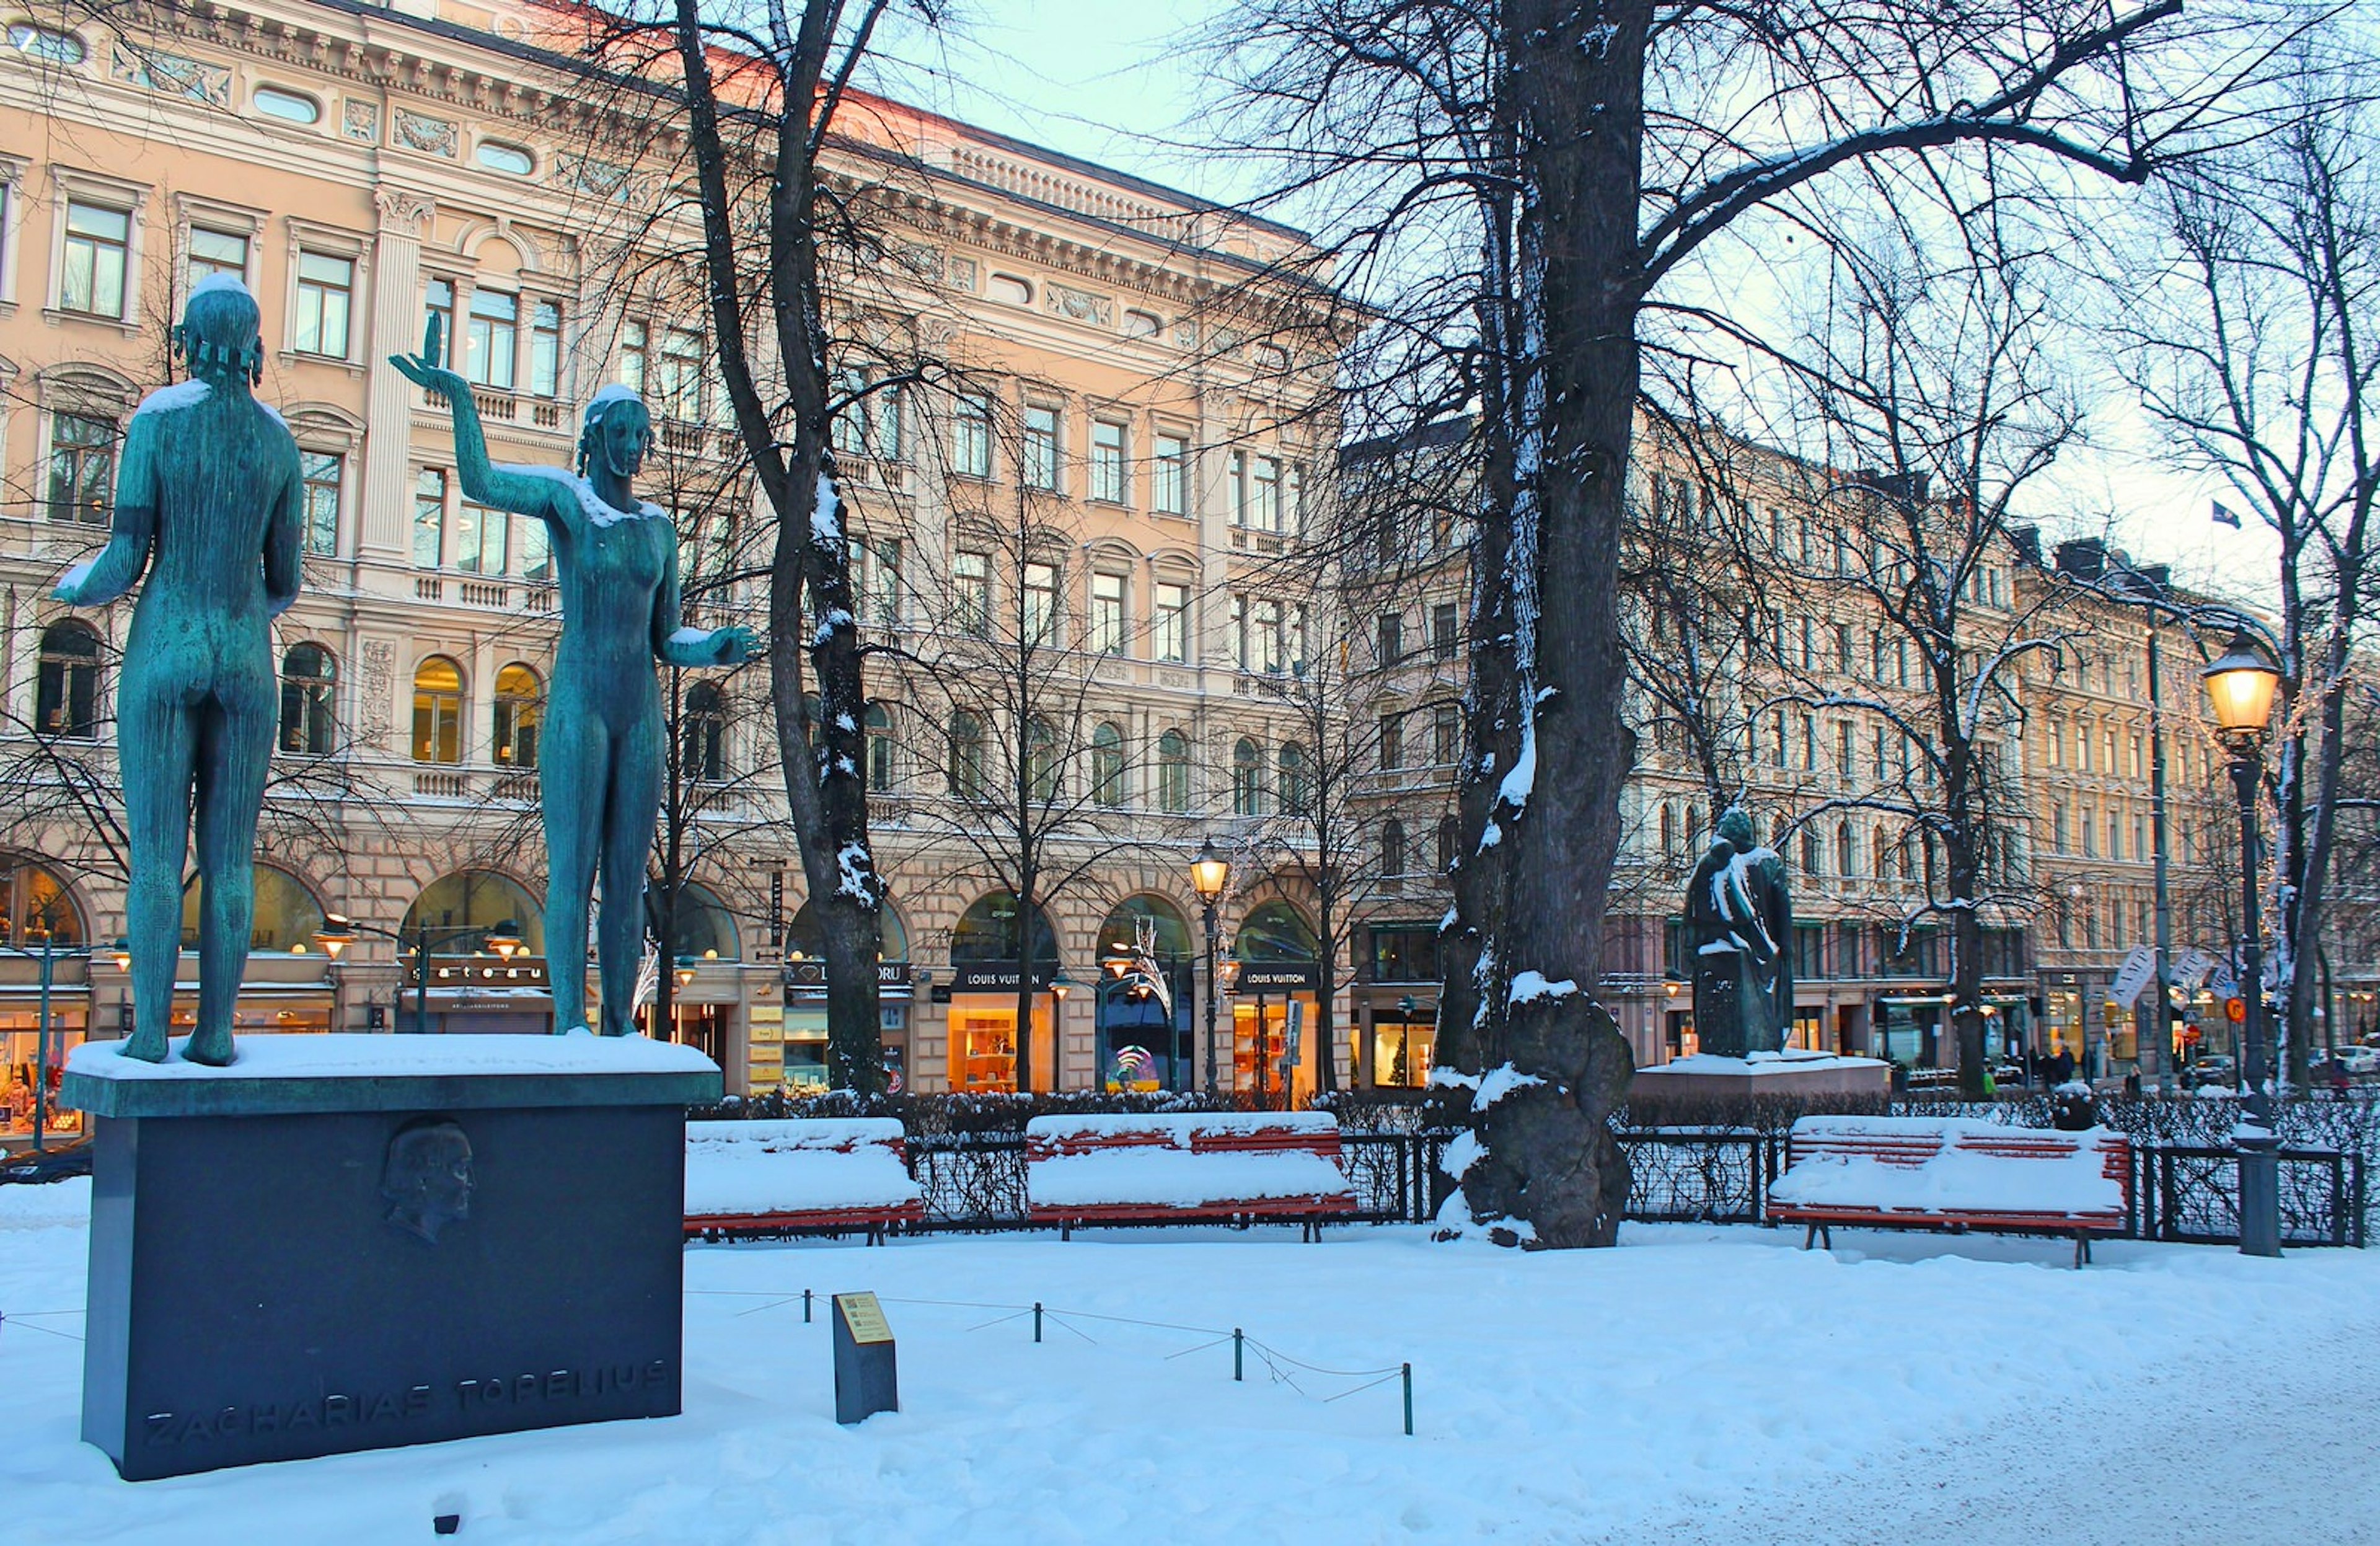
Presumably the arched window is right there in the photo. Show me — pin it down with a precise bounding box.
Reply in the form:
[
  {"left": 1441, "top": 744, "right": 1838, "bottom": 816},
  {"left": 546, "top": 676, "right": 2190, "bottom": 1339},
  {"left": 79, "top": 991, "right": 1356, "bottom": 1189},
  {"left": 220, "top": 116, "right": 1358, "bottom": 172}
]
[
  {"left": 0, "top": 857, "right": 85, "bottom": 945},
  {"left": 1233, "top": 899, "right": 1318, "bottom": 961},
  {"left": 684, "top": 681, "right": 727, "bottom": 782},
  {"left": 492, "top": 663, "right": 543, "bottom": 767},
  {"left": 1437, "top": 815, "right": 1459, "bottom": 874},
  {"left": 35, "top": 620, "right": 100, "bottom": 740},
  {"left": 866, "top": 702, "right": 894, "bottom": 792},
  {"left": 1381, "top": 816, "right": 1406, "bottom": 885},
  {"left": 402, "top": 869, "right": 544, "bottom": 956},
  {"left": 951, "top": 891, "right": 1060, "bottom": 963},
  {"left": 1156, "top": 728, "right": 1190, "bottom": 813},
  {"left": 1278, "top": 742, "right": 1312, "bottom": 817},
  {"left": 412, "top": 656, "right": 464, "bottom": 764},
  {"left": 1873, "top": 825, "right": 1889, "bottom": 879},
  {"left": 948, "top": 711, "right": 985, "bottom": 798},
  {"left": 278, "top": 643, "right": 337, "bottom": 755},
  {"left": 1232, "top": 737, "right": 1263, "bottom": 816},
  {"left": 1659, "top": 803, "right": 1676, "bottom": 858},
  {"left": 654, "top": 880, "right": 739, "bottom": 961},
  {"left": 1836, "top": 822, "right": 1854, "bottom": 879},
  {"left": 1799, "top": 829, "right": 1821, "bottom": 876},
  {"left": 1091, "top": 721, "right": 1126, "bottom": 807},
  {"left": 180, "top": 863, "right": 325, "bottom": 952},
  {"left": 1025, "top": 716, "right": 1059, "bottom": 802}
]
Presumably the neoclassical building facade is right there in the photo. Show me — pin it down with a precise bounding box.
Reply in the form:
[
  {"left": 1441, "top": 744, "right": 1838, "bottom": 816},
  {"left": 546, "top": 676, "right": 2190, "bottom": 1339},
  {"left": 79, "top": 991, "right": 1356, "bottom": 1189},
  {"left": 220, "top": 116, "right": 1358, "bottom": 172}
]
[{"left": 0, "top": 0, "right": 1352, "bottom": 1131}]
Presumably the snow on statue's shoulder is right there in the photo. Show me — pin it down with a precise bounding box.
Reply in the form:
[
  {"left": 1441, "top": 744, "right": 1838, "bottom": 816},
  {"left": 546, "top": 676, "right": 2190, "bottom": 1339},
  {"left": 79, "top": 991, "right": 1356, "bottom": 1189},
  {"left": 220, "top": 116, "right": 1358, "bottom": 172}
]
[
  {"left": 131, "top": 379, "right": 211, "bottom": 419},
  {"left": 501, "top": 462, "right": 665, "bottom": 528}
]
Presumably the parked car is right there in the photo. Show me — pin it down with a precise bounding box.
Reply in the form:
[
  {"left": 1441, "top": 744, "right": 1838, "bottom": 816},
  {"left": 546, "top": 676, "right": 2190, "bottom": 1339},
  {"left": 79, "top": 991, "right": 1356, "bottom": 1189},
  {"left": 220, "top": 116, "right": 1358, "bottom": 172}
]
[
  {"left": 2186, "top": 1056, "right": 2239, "bottom": 1090},
  {"left": 2334, "top": 1046, "right": 2380, "bottom": 1077},
  {"left": 0, "top": 1136, "right": 93, "bottom": 1185}
]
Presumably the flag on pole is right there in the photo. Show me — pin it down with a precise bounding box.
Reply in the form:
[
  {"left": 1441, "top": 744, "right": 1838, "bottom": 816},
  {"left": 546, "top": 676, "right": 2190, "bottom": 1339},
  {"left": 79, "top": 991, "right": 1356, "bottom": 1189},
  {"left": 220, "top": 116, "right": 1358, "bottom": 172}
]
[{"left": 2212, "top": 500, "right": 2244, "bottom": 528}]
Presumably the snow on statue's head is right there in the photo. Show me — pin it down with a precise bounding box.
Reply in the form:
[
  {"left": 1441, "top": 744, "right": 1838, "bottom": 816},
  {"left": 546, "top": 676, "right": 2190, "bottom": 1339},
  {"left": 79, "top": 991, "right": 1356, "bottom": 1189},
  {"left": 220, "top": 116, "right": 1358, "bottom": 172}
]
[
  {"left": 576, "top": 383, "right": 653, "bottom": 480},
  {"left": 1716, "top": 806, "right": 1755, "bottom": 850},
  {"left": 173, "top": 275, "right": 265, "bottom": 387}
]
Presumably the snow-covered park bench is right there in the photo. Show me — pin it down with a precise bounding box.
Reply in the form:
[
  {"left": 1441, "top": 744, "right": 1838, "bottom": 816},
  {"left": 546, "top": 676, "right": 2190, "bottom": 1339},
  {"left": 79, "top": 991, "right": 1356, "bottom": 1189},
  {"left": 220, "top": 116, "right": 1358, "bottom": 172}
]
[
  {"left": 1023, "top": 1113, "right": 1357, "bottom": 1242},
  {"left": 682, "top": 1118, "right": 925, "bottom": 1245},
  {"left": 1768, "top": 1115, "right": 2132, "bottom": 1269}
]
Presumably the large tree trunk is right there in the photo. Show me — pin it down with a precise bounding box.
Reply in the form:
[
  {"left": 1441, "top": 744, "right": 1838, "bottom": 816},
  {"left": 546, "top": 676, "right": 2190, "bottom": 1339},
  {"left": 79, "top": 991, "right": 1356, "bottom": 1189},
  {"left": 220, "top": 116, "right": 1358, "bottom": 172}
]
[{"left": 1433, "top": 0, "right": 1641, "bottom": 1248}]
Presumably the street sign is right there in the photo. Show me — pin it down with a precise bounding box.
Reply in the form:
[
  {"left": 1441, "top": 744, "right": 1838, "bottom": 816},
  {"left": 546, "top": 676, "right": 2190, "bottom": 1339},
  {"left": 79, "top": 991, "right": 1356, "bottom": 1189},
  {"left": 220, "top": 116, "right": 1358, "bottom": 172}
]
[{"left": 2225, "top": 997, "right": 2247, "bottom": 1024}]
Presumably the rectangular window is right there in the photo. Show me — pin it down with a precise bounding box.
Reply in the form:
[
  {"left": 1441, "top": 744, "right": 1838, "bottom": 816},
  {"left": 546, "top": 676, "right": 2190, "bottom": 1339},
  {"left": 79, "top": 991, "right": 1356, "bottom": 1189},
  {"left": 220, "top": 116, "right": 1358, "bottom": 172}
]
[
  {"left": 299, "top": 450, "right": 342, "bottom": 556},
  {"left": 529, "top": 301, "right": 562, "bottom": 398},
  {"left": 453, "top": 501, "right": 507, "bottom": 575},
  {"left": 1251, "top": 456, "right": 1281, "bottom": 533},
  {"left": 1230, "top": 594, "right": 1248, "bottom": 669},
  {"left": 1873, "top": 726, "right": 1889, "bottom": 780},
  {"left": 61, "top": 201, "right": 131, "bottom": 317},
  {"left": 617, "top": 319, "right": 648, "bottom": 393},
  {"left": 1153, "top": 434, "right": 1188, "bottom": 516},
  {"left": 2081, "top": 805, "right": 2097, "bottom": 857},
  {"left": 1771, "top": 710, "right": 1787, "bottom": 769},
  {"left": 1229, "top": 451, "right": 1248, "bottom": 526},
  {"left": 1023, "top": 560, "right": 1058, "bottom": 642},
  {"left": 1377, "top": 612, "right": 1403, "bottom": 665},
  {"left": 1155, "top": 581, "right": 1188, "bottom": 663},
  {"left": 1836, "top": 720, "right": 1853, "bottom": 774},
  {"left": 424, "top": 278, "right": 456, "bottom": 366},
  {"left": 293, "top": 251, "right": 355, "bottom": 358},
  {"left": 1090, "top": 419, "right": 1127, "bottom": 503},
  {"left": 1285, "top": 464, "right": 1305, "bottom": 536},
  {"left": 1379, "top": 713, "right": 1403, "bottom": 772},
  {"left": 659, "top": 327, "right": 702, "bottom": 420},
  {"left": 954, "top": 394, "right": 994, "bottom": 478},
  {"left": 1254, "top": 598, "right": 1284, "bottom": 673},
  {"left": 1801, "top": 713, "right": 1817, "bottom": 770},
  {"left": 954, "top": 551, "right": 989, "bottom": 635},
  {"left": 1023, "top": 406, "right": 1060, "bottom": 490},
  {"left": 413, "top": 469, "right": 447, "bottom": 568},
  {"left": 831, "top": 367, "right": 868, "bottom": 457},
  {"left": 519, "top": 518, "right": 552, "bottom": 583},
  {"left": 187, "top": 226, "right": 249, "bottom": 286},
  {"left": 46, "top": 412, "right": 115, "bottom": 524},
  {"left": 1432, "top": 603, "right": 1459, "bottom": 661},
  {"left": 465, "top": 288, "right": 518, "bottom": 390},
  {"left": 1090, "top": 572, "right": 1126, "bottom": 654},
  {"left": 861, "top": 539, "right": 901, "bottom": 627}
]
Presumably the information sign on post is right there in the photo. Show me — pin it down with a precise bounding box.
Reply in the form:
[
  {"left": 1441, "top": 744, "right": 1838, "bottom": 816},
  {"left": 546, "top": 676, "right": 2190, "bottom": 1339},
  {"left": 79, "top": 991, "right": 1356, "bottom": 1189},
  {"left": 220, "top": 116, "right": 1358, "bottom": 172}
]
[{"left": 832, "top": 1291, "right": 899, "bottom": 1425}]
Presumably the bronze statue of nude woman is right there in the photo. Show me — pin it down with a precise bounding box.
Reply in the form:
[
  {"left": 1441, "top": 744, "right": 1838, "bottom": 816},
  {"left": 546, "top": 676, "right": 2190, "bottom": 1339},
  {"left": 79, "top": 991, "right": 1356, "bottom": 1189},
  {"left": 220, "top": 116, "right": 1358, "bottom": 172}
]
[
  {"left": 55, "top": 278, "right": 301, "bottom": 1065},
  {"left": 393, "top": 324, "right": 754, "bottom": 1036}
]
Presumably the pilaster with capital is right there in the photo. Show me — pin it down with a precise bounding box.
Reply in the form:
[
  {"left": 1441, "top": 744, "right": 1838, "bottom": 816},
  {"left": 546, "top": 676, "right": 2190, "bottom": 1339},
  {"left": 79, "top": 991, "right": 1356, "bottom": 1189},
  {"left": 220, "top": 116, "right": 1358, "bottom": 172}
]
[{"left": 360, "top": 188, "right": 436, "bottom": 562}]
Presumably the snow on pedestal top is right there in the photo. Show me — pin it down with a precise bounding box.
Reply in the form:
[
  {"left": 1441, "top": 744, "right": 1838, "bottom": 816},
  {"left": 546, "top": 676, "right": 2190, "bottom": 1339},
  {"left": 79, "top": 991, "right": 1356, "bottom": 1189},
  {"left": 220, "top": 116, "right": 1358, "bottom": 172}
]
[{"left": 61, "top": 1032, "right": 722, "bottom": 1116}]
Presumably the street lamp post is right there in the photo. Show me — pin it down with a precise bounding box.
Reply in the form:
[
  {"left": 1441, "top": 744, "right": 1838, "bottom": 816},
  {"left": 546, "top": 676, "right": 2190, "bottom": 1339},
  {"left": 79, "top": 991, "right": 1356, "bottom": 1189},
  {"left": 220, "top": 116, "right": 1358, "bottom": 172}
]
[
  {"left": 315, "top": 914, "right": 524, "bottom": 1035},
  {"left": 1189, "top": 838, "right": 1230, "bottom": 1095},
  {"left": 2203, "top": 628, "right": 2284, "bottom": 1258},
  {"left": 20, "top": 925, "right": 58, "bottom": 1154}
]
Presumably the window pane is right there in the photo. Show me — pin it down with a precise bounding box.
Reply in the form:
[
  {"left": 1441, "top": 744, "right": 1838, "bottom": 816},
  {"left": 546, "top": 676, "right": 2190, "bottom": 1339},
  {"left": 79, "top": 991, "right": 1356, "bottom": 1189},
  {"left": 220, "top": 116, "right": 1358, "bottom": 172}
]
[
  {"left": 294, "top": 251, "right": 353, "bottom": 356},
  {"left": 46, "top": 412, "right": 115, "bottom": 524},
  {"left": 1023, "top": 406, "right": 1059, "bottom": 490},
  {"left": 188, "top": 226, "right": 248, "bottom": 283},
  {"left": 300, "top": 450, "right": 342, "bottom": 555},
  {"left": 1153, "top": 433, "right": 1187, "bottom": 515},
  {"left": 62, "top": 200, "right": 130, "bottom": 316},
  {"left": 413, "top": 468, "right": 446, "bottom": 568},
  {"left": 529, "top": 302, "right": 562, "bottom": 397},
  {"left": 465, "top": 288, "right": 518, "bottom": 390},
  {"left": 1090, "top": 420, "right": 1126, "bottom": 503}
]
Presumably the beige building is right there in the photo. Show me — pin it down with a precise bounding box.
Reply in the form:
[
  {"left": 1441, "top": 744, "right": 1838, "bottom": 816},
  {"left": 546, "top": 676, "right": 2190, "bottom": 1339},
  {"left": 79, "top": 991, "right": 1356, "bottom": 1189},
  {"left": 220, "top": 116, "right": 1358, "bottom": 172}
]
[{"left": 0, "top": 0, "right": 1352, "bottom": 1136}]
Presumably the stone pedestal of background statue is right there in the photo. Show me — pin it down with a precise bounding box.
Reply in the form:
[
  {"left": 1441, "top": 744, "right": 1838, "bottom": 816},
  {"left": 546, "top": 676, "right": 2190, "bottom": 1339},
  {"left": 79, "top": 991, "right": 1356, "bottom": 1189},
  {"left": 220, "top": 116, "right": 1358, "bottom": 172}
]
[
  {"left": 61, "top": 1034, "right": 720, "bottom": 1481},
  {"left": 1628, "top": 1050, "right": 1891, "bottom": 1125}
]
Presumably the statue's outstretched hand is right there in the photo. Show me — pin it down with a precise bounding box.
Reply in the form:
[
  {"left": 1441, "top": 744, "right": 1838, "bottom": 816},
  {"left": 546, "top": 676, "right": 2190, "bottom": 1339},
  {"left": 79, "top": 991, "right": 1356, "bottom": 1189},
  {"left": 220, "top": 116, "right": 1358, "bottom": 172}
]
[
  {"left": 388, "top": 351, "right": 468, "bottom": 400},
  {"left": 711, "top": 625, "right": 761, "bottom": 665},
  {"left": 51, "top": 560, "right": 92, "bottom": 605}
]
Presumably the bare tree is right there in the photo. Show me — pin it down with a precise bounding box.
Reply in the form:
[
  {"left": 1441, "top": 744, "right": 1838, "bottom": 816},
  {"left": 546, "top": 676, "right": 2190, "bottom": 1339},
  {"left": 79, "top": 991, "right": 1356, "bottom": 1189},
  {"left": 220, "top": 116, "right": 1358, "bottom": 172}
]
[
  {"left": 2113, "top": 61, "right": 2380, "bottom": 1085},
  {"left": 1219, "top": 0, "right": 2240, "bottom": 1245}
]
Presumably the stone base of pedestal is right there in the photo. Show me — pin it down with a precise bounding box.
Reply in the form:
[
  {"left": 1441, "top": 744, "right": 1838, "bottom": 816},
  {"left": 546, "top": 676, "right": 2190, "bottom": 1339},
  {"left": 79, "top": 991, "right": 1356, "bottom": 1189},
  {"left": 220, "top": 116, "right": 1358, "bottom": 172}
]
[
  {"left": 61, "top": 1033, "right": 721, "bottom": 1482},
  {"left": 1629, "top": 1051, "right": 1890, "bottom": 1124}
]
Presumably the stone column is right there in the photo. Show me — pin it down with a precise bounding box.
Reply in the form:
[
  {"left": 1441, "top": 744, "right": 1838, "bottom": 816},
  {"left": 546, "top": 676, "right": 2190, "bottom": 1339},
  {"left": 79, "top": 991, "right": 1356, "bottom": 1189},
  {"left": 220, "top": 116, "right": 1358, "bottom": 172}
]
[{"left": 359, "top": 188, "right": 435, "bottom": 563}]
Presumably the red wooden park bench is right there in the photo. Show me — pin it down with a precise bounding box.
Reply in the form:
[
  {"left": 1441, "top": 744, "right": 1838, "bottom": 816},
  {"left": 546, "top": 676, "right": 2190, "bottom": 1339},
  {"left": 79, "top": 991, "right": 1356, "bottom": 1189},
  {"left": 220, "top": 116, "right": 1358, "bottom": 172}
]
[
  {"left": 1769, "top": 1115, "right": 2132, "bottom": 1268},
  {"left": 682, "top": 1118, "right": 925, "bottom": 1245},
  {"left": 1024, "top": 1112, "right": 1357, "bottom": 1242}
]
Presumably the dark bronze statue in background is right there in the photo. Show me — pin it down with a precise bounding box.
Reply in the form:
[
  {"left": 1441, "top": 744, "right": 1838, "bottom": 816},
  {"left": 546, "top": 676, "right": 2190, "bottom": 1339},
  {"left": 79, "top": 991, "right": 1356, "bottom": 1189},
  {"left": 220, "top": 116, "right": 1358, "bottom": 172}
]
[{"left": 1683, "top": 806, "right": 1794, "bottom": 1058}]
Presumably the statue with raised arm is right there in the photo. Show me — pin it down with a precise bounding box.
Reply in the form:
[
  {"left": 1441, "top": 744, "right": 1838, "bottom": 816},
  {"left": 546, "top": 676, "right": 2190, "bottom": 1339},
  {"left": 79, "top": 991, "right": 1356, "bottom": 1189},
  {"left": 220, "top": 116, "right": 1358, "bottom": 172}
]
[
  {"left": 54, "top": 278, "right": 302, "bottom": 1064},
  {"left": 392, "top": 321, "right": 754, "bottom": 1037},
  {"left": 1682, "top": 806, "right": 1795, "bottom": 1058}
]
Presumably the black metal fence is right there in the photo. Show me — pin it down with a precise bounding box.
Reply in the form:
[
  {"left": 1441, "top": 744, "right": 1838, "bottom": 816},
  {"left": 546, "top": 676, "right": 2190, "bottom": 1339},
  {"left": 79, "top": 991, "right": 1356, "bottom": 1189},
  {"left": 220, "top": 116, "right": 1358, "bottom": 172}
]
[{"left": 700, "top": 1098, "right": 2369, "bottom": 1247}]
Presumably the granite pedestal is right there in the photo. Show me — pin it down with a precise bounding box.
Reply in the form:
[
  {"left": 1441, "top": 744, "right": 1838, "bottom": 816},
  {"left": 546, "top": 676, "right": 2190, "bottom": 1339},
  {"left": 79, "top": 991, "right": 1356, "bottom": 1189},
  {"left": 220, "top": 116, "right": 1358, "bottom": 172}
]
[
  {"left": 61, "top": 1033, "right": 721, "bottom": 1481},
  {"left": 1629, "top": 1051, "right": 1890, "bottom": 1124}
]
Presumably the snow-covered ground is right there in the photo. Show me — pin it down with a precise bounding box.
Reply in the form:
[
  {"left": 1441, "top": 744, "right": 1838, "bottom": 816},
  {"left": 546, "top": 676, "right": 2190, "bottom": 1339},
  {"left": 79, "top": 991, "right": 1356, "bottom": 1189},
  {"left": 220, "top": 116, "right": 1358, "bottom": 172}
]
[{"left": 6, "top": 1179, "right": 2376, "bottom": 1545}]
